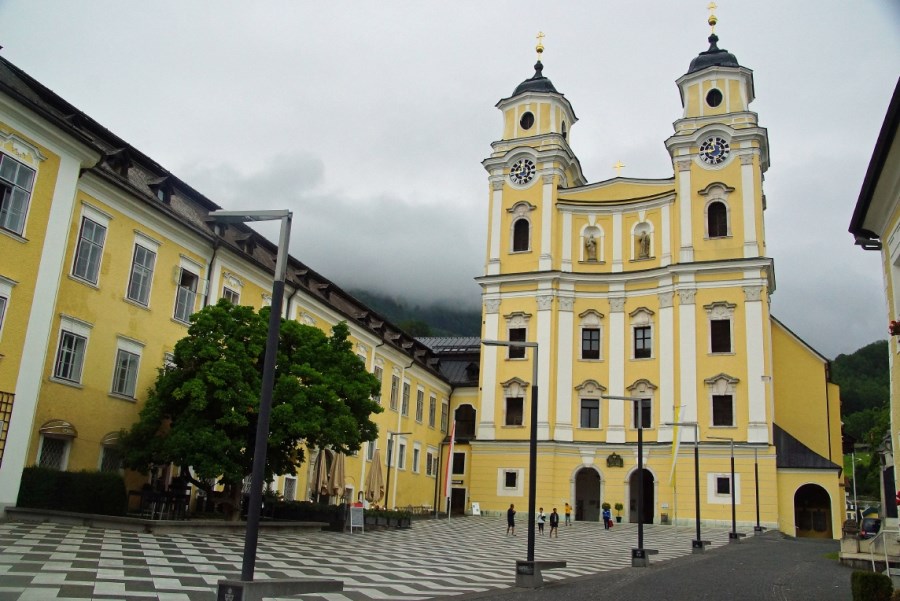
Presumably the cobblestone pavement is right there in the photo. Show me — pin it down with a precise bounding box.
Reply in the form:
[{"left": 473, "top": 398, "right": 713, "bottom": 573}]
[{"left": 0, "top": 517, "right": 736, "bottom": 600}]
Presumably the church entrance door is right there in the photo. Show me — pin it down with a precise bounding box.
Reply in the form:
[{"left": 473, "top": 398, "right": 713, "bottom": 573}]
[
  {"left": 794, "top": 483, "right": 832, "bottom": 538},
  {"left": 628, "top": 468, "right": 654, "bottom": 524},
  {"left": 575, "top": 468, "right": 602, "bottom": 522}
]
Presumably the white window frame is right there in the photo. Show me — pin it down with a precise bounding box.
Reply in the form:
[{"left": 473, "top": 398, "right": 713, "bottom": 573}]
[
  {"left": 705, "top": 373, "right": 739, "bottom": 428},
  {"left": 71, "top": 205, "right": 110, "bottom": 285},
  {"left": 173, "top": 259, "right": 201, "bottom": 323},
  {"left": 222, "top": 286, "right": 240, "bottom": 304},
  {"left": 0, "top": 151, "right": 36, "bottom": 236},
  {"left": 0, "top": 275, "right": 14, "bottom": 342},
  {"left": 111, "top": 336, "right": 144, "bottom": 399},
  {"left": 508, "top": 201, "right": 535, "bottom": 253},
  {"left": 412, "top": 443, "right": 421, "bottom": 474},
  {"left": 415, "top": 388, "right": 424, "bottom": 423},
  {"left": 626, "top": 379, "right": 657, "bottom": 429},
  {"left": 37, "top": 436, "right": 70, "bottom": 471},
  {"left": 497, "top": 467, "right": 524, "bottom": 496},
  {"left": 504, "top": 311, "right": 532, "bottom": 360},
  {"left": 426, "top": 447, "right": 437, "bottom": 477},
  {"left": 580, "top": 398, "right": 601, "bottom": 429},
  {"left": 52, "top": 315, "right": 92, "bottom": 384},
  {"left": 397, "top": 439, "right": 407, "bottom": 470},
  {"left": 366, "top": 440, "right": 376, "bottom": 462},
  {"left": 126, "top": 233, "right": 159, "bottom": 307},
  {"left": 578, "top": 310, "right": 604, "bottom": 361},
  {"left": 99, "top": 441, "right": 122, "bottom": 473},
  {"left": 401, "top": 381, "right": 411, "bottom": 416},
  {"left": 428, "top": 394, "right": 437, "bottom": 428},
  {"left": 441, "top": 401, "right": 449, "bottom": 433},
  {"left": 629, "top": 307, "right": 655, "bottom": 360},
  {"left": 373, "top": 362, "right": 384, "bottom": 405},
  {"left": 708, "top": 472, "right": 741, "bottom": 504},
  {"left": 283, "top": 475, "right": 297, "bottom": 501},
  {"left": 705, "top": 301, "right": 736, "bottom": 354},
  {"left": 389, "top": 371, "right": 400, "bottom": 411}
]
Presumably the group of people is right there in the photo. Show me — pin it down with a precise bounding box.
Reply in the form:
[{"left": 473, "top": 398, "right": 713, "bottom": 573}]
[{"left": 507, "top": 502, "right": 574, "bottom": 538}]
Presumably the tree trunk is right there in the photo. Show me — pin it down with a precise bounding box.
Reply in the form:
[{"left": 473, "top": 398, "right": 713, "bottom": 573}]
[{"left": 222, "top": 484, "right": 243, "bottom": 522}]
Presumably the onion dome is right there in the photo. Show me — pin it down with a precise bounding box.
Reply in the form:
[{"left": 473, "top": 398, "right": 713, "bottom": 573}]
[
  {"left": 511, "top": 32, "right": 558, "bottom": 96},
  {"left": 688, "top": 33, "right": 741, "bottom": 73}
]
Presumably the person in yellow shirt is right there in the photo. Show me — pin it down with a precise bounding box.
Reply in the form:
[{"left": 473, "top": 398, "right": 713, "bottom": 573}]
[{"left": 564, "top": 502, "right": 572, "bottom": 526}]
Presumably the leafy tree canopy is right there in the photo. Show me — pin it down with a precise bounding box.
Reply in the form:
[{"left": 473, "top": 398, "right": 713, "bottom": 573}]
[
  {"left": 118, "top": 300, "right": 382, "bottom": 503},
  {"left": 833, "top": 340, "right": 889, "bottom": 415}
]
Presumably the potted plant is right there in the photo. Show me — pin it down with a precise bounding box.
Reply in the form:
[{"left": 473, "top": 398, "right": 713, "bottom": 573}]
[{"left": 614, "top": 502, "right": 624, "bottom": 523}]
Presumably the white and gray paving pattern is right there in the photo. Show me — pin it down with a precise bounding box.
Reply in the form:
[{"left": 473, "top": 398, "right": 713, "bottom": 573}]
[{"left": 0, "top": 517, "right": 735, "bottom": 601}]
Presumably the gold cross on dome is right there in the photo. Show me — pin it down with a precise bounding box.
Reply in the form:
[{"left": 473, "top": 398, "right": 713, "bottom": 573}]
[
  {"left": 613, "top": 160, "right": 626, "bottom": 176},
  {"left": 536, "top": 31, "right": 545, "bottom": 58},
  {"left": 707, "top": 2, "right": 718, "bottom": 33}
]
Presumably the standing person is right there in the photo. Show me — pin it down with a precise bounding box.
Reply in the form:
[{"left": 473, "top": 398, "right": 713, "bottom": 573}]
[
  {"left": 507, "top": 503, "right": 516, "bottom": 536},
  {"left": 549, "top": 508, "right": 560, "bottom": 538},
  {"left": 602, "top": 504, "right": 612, "bottom": 529},
  {"left": 564, "top": 502, "right": 572, "bottom": 526},
  {"left": 537, "top": 507, "right": 546, "bottom": 535}
]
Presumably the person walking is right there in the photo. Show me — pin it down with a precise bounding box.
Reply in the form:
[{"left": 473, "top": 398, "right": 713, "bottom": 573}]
[
  {"left": 549, "top": 507, "right": 560, "bottom": 538},
  {"left": 564, "top": 502, "right": 572, "bottom": 526},
  {"left": 602, "top": 504, "right": 612, "bottom": 530},
  {"left": 537, "top": 507, "right": 546, "bottom": 535},
  {"left": 507, "top": 503, "right": 516, "bottom": 536}
]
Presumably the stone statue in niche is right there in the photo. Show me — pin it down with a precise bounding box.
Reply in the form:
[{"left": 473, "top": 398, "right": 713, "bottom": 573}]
[
  {"left": 585, "top": 235, "right": 597, "bottom": 261},
  {"left": 637, "top": 230, "right": 650, "bottom": 259}
]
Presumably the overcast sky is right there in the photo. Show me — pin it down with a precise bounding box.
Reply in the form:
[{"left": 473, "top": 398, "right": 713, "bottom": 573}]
[{"left": 2, "top": 1, "right": 898, "bottom": 359}]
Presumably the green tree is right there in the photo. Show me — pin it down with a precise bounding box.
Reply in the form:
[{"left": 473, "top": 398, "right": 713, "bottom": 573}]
[{"left": 118, "top": 300, "right": 382, "bottom": 520}]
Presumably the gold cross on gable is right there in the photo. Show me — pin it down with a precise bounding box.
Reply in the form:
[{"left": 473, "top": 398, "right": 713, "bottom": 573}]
[{"left": 613, "top": 160, "right": 626, "bottom": 176}]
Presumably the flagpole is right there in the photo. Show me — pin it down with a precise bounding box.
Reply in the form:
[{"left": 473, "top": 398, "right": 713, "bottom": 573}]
[{"left": 443, "top": 420, "right": 456, "bottom": 521}]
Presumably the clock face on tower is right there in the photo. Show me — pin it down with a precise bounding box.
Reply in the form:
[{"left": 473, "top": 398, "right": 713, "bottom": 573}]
[
  {"left": 699, "top": 136, "right": 731, "bottom": 165},
  {"left": 509, "top": 158, "right": 536, "bottom": 185}
]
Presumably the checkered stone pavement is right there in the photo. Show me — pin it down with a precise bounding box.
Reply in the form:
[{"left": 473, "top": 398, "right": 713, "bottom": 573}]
[{"left": 0, "top": 517, "right": 734, "bottom": 600}]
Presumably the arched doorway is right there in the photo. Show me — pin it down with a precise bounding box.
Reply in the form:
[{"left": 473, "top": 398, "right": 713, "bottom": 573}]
[
  {"left": 575, "top": 468, "right": 602, "bottom": 522},
  {"left": 628, "top": 468, "right": 654, "bottom": 524},
  {"left": 794, "top": 483, "right": 832, "bottom": 538}
]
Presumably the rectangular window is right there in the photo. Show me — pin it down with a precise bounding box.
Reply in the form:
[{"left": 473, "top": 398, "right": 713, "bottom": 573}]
[
  {"left": 38, "top": 437, "right": 66, "bottom": 470},
  {"left": 634, "top": 326, "right": 652, "bottom": 359},
  {"left": 386, "top": 438, "right": 394, "bottom": 466},
  {"left": 426, "top": 448, "right": 437, "bottom": 477},
  {"left": 505, "top": 397, "right": 524, "bottom": 426},
  {"left": 174, "top": 268, "right": 199, "bottom": 323},
  {"left": 100, "top": 446, "right": 121, "bottom": 472},
  {"left": 283, "top": 477, "right": 297, "bottom": 501},
  {"left": 112, "top": 349, "right": 140, "bottom": 398},
  {"left": 0, "top": 295, "right": 7, "bottom": 337},
  {"left": 72, "top": 217, "right": 107, "bottom": 284},
  {"left": 401, "top": 382, "right": 410, "bottom": 416},
  {"left": 581, "top": 328, "right": 600, "bottom": 360},
  {"left": 504, "top": 471, "right": 518, "bottom": 489},
  {"left": 390, "top": 374, "right": 399, "bottom": 410},
  {"left": 127, "top": 244, "right": 157, "bottom": 306},
  {"left": 54, "top": 330, "right": 87, "bottom": 382},
  {"left": 710, "top": 319, "right": 732, "bottom": 353},
  {"left": 441, "top": 402, "right": 449, "bottom": 432},
  {"left": 632, "top": 398, "right": 652, "bottom": 429},
  {"left": 413, "top": 445, "right": 421, "bottom": 473},
  {"left": 580, "top": 398, "right": 600, "bottom": 428},
  {"left": 712, "top": 394, "right": 734, "bottom": 426},
  {"left": 428, "top": 394, "right": 436, "bottom": 428},
  {"left": 366, "top": 441, "right": 376, "bottom": 462},
  {"left": 508, "top": 328, "right": 526, "bottom": 359},
  {"left": 0, "top": 153, "right": 36, "bottom": 236},
  {"left": 398, "top": 442, "right": 407, "bottom": 469},
  {"left": 452, "top": 452, "right": 465, "bottom": 475},
  {"left": 716, "top": 476, "right": 731, "bottom": 495},
  {"left": 415, "top": 389, "right": 424, "bottom": 422},
  {"left": 373, "top": 365, "right": 383, "bottom": 404},
  {"left": 222, "top": 286, "right": 240, "bottom": 304}
]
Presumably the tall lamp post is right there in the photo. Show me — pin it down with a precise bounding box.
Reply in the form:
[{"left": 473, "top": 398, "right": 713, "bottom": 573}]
[
  {"left": 482, "top": 339, "right": 538, "bottom": 563},
  {"left": 664, "top": 421, "right": 707, "bottom": 553},
  {"left": 209, "top": 210, "right": 292, "bottom": 581},
  {"left": 737, "top": 445, "right": 766, "bottom": 534},
  {"left": 385, "top": 431, "right": 412, "bottom": 509},
  {"left": 709, "top": 435, "right": 743, "bottom": 543},
  {"left": 602, "top": 394, "right": 657, "bottom": 567}
]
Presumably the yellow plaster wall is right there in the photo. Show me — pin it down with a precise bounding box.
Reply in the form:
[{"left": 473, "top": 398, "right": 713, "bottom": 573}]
[{"left": 776, "top": 470, "right": 842, "bottom": 539}]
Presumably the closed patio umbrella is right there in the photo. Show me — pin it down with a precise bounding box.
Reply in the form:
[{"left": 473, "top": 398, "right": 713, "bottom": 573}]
[
  {"left": 365, "top": 449, "right": 384, "bottom": 505},
  {"left": 313, "top": 449, "right": 329, "bottom": 502},
  {"left": 327, "top": 452, "right": 346, "bottom": 500}
]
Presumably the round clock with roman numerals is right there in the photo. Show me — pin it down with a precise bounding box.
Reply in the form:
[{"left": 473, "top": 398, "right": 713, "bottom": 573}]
[
  {"left": 699, "top": 136, "right": 730, "bottom": 165},
  {"left": 509, "top": 158, "right": 536, "bottom": 185}
]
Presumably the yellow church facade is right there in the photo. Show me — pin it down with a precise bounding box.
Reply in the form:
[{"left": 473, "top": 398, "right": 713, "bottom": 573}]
[{"left": 446, "top": 26, "right": 843, "bottom": 538}]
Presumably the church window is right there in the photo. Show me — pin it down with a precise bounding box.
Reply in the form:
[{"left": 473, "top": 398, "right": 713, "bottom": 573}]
[
  {"left": 708, "top": 201, "right": 728, "bottom": 238},
  {"left": 710, "top": 319, "right": 732, "bottom": 353},
  {"left": 580, "top": 398, "right": 600, "bottom": 429},
  {"left": 72, "top": 216, "right": 107, "bottom": 285},
  {"left": 634, "top": 326, "right": 652, "bottom": 359},
  {"left": 706, "top": 88, "right": 723, "bottom": 108},
  {"left": 519, "top": 111, "right": 535, "bottom": 130},
  {"left": 504, "top": 471, "right": 518, "bottom": 488},
  {"left": 582, "top": 328, "right": 600, "bottom": 359},
  {"left": 512, "top": 218, "right": 530, "bottom": 252},
  {"left": 505, "top": 397, "right": 524, "bottom": 426},
  {"left": 712, "top": 394, "right": 734, "bottom": 426},
  {"left": 508, "top": 327, "right": 526, "bottom": 359},
  {"left": 0, "top": 152, "right": 35, "bottom": 236},
  {"left": 561, "top": 121, "right": 567, "bottom": 140},
  {"left": 716, "top": 476, "right": 731, "bottom": 495},
  {"left": 452, "top": 452, "right": 465, "bottom": 475}
]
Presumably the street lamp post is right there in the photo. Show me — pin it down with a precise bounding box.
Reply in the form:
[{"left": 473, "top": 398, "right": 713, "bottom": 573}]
[
  {"left": 385, "top": 431, "right": 412, "bottom": 509},
  {"left": 665, "top": 421, "right": 707, "bottom": 553},
  {"left": 209, "top": 210, "right": 292, "bottom": 581},
  {"left": 737, "top": 445, "right": 766, "bottom": 534},
  {"left": 482, "top": 339, "right": 538, "bottom": 564},
  {"left": 602, "top": 394, "right": 657, "bottom": 567},
  {"left": 852, "top": 449, "right": 861, "bottom": 523},
  {"left": 709, "top": 435, "right": 743, "bottom": 543}
]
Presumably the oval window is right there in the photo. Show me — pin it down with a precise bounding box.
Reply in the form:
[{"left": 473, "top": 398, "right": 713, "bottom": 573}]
[
  {"left": 706, "top": 88, "right": 723, "bottom": 108},
  {"left": 519, "top": 112, "right": 535, "bottom": 130}
]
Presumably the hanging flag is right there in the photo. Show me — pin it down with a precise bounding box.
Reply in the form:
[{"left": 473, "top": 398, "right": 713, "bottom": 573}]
[
  {"left": 668, "top": 404, "right": 682, "bottom": 486},
  {"left": 443, "top": 420, "right": 456, "bottom": 504}
]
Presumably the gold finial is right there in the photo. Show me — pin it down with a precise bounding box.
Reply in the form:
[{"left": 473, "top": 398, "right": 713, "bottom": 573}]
[
  {"left": 536, "top": 31, "right": 545, "bottom": 60},
  {"left": 613, "top": 160, "right": 626, "bottom": 176},
  {"left": 707, "top": 2, "right": 718, "bottom": 33}
]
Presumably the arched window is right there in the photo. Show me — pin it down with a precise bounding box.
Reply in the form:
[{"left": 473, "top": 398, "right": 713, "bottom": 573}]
[
  {"left": 708, "top": 201, "right": 728, "bottom": 238},
  {"left": 512, "top": 218, "right": 530, "bottom": 252}
]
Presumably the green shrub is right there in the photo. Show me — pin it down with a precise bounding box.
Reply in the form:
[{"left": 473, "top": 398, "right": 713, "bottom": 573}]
[
  {"left": 17, "top": 467, "right": 127, "bottom": 516},
  {"left": 851, "top": 570, "right": 893, "bottom": 601}
]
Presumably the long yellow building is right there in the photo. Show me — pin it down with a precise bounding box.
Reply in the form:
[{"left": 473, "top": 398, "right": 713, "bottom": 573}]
[{"left": 0, "top": 20, "right": 844, "bottom": 538}]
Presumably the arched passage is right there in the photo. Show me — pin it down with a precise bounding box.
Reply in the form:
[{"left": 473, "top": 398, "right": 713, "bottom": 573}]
[
  {"left": 575, "top": 467, "right": 602, "bottom": 522},
  {"left": 794, "top": 483, "right": 833, "bottom": 538},
  {"left": 628, "top": 468, "right": 654, "bottom": 524}
]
